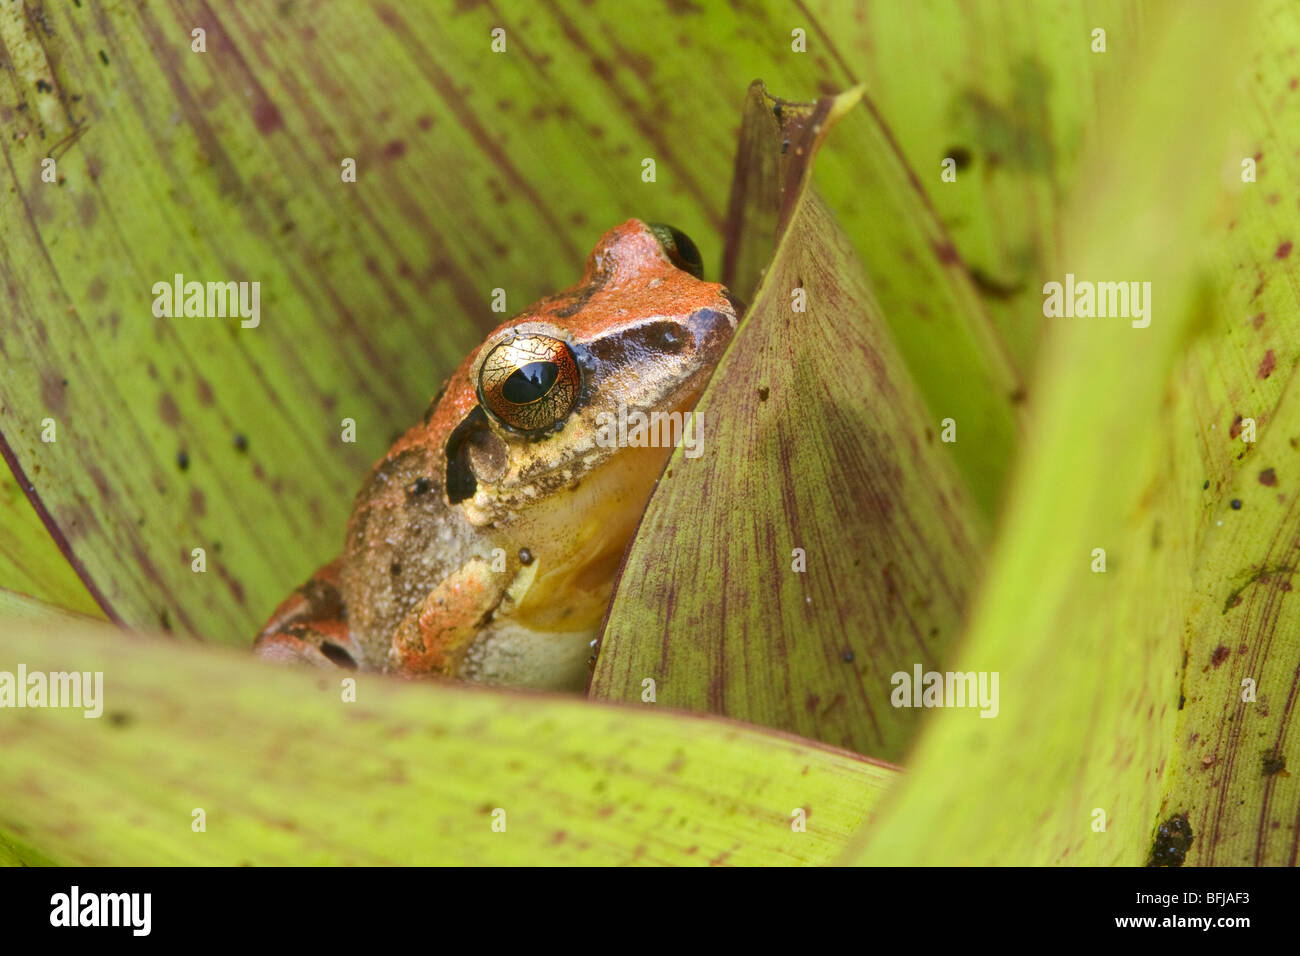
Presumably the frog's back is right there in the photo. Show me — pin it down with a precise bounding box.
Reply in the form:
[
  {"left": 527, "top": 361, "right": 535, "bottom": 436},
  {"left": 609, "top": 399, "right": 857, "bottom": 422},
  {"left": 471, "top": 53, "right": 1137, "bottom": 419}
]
[{"left": 339, "top": 432, "right": 482, "bottom": 669}]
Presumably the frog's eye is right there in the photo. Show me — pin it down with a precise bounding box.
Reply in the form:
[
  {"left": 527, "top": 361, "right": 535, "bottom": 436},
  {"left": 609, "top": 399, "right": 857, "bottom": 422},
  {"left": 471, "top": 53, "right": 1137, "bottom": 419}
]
[
  {"left": 647, "top": 223, "right": 704, "bottom": 279},
  {"left": 478, "top": 333, "right": 581, "bottom": 432}
]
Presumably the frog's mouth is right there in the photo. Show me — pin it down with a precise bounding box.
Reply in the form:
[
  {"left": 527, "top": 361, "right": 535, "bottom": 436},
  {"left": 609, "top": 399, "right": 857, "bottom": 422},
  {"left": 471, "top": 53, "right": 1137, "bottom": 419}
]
[{"left": 495, "top": 427, "right": 694, "bottom": 634}]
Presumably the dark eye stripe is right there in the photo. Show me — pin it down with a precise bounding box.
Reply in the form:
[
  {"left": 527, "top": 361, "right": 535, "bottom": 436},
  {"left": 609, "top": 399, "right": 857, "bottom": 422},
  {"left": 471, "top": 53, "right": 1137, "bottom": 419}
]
[{"left": 501, "top": 361, "right": 559, "bottom": 405}]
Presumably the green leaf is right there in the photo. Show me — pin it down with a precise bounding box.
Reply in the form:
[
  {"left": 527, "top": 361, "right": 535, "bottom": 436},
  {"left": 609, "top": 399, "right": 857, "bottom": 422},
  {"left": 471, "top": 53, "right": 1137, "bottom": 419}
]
[
  {"left": 1150, "top": 0, "right": 1300, "bottom": 864},
  {"left": 0, "top": 829, "right": 56, "bottom": 868},
  {"left": 784, "top": 96, "right": 1026, "bottom": 517},
  {"left": 5, "top": 0, "right": 1296, "bottom": 869},
  {"left": 0, "top": 465, "right": 104, "bottom": 619},
  {"left": 0, "top": 622, "right": 897, "bottom": 865},
  {"left": 0, "top": 585, "right": 99, "bottom": 625},
  {"left": 845, "top": 3, "right": 1249, "bottom": 865},
  {"left": 0, "top": 0, "right": 1016, "bottom": 642},
  {"left": 808, "top": 2, "right": 1132, "bottom": 371},
  {"left": 590, "top": 85, "right": 985, "bottom": 761},
  {"left": 1160, "top": 373, "right": 1300, "bottom": 864}
]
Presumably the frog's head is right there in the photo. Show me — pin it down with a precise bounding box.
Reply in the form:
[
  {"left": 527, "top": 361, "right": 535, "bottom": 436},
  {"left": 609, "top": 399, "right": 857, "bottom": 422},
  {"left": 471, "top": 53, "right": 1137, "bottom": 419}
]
[{"left": 446, "top": 219, "right": 739, "bottom": 525}]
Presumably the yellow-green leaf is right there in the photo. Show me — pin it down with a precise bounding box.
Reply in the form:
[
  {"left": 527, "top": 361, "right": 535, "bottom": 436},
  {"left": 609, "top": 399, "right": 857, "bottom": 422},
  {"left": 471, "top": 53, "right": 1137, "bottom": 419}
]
[
  {"left": 590, "top": 84, "right": 984, "bottom": 761},
  {"left": 807, "top": 0, "right": 1131, "bottom": 372},
  {"left": 0, "top": 585, "right": 99, "bottom": 625},
  {"left": 846, "top": 2, "right": 1248, "bottom": 865},
  {"left": 0, "top": 464, "right": 104, "bottom": 619},
  {"left": 0, "top": 622, "right": 897, "bottom": 866},
  {"left": 0, "top": 0, "right": 1023, "bottom": 642},
  {"left": 1159, "top": 372, "right": 1300, "bottom": 865},
  {"left": 1151, "top": 0, "right": 1300, "bottom": 863}
]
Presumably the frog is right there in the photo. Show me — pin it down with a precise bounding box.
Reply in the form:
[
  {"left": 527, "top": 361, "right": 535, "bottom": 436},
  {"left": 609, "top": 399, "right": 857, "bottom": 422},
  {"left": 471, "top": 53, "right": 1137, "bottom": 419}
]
[{"left": 254, "top": 220, "right": 739, "bottom": 692}]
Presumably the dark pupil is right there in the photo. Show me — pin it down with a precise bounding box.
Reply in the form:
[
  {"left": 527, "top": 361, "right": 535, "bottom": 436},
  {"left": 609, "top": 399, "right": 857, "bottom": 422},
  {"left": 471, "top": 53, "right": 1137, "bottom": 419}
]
[{"left": 502, "top": 361, "right": 558, "bottom": 404}]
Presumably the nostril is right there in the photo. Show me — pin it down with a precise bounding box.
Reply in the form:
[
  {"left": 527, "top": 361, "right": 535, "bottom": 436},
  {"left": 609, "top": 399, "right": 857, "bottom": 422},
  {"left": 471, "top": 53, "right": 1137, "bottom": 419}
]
[
  {"left": 634, "top": 320, "right": 689, "bottom": 354},
  {"left": 659, "top": 327, "right": 686, "bottom": 352}
]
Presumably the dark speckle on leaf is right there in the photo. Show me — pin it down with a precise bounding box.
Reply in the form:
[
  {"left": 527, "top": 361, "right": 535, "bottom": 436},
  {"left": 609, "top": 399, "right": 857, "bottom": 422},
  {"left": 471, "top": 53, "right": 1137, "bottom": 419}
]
[
  {"left": 968, "top": 267, "right": 1026, "bottom": 300},
  {"left": 107, "top": 711, "right": 133, "bottom": 727},
  {"left": 176, "top": 450, "right": 189, "bottom": 471},
  {"left": 253, "top": 100, "right": 284, "bottom": 134},
  {"left": 1263, "top": 749, "right": 1284, "bottom": 780},
  {"left": 1262, "top": 749, "right": 1286, "bottom": 776},
  {"left": 518, "top": 547, "right": 534, "bottom": 565},
  {"left": 758, "top": 387, "right": 769, "bottom": 402},
  {"left": 1230, "top": 498, "right": 1243, "bottom": 510},
  {"left": 1146, "top": 813, "right": 1193, "bottom": 867},
  {"left": 233, "top": 433, "right": 249, "bottom": 452},
  {"left": 945, "top": 145, "right": 973, "bottom": 170},
  {"left": 932, "top": 241, "right": 960, "bottom": 265}
]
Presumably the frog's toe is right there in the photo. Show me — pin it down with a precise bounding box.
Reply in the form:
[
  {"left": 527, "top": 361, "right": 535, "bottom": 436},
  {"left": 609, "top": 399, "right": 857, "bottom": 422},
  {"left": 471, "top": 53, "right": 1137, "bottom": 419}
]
[
  {"left": 254, "top": 622, "right": 361, "bottom": 670},
  {"left": 255, "top": 558, "right": 362, "bottom": 669},
  {"left": 254, "top": 631, "right": 334, "bottom": 667}
]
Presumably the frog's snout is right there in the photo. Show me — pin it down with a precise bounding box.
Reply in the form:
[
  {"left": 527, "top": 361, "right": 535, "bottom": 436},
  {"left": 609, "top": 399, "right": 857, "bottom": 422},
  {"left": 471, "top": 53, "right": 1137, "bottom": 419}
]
[{"left": 684, "top": 302, "right": 739, "bottom": 366}]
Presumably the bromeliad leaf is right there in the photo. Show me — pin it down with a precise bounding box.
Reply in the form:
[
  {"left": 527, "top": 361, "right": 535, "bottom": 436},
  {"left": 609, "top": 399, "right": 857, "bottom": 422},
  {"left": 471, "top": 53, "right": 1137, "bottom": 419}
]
[
  {"left": 1151, "top": 0, "right": 1300, "bottom": 865},
  {"left": 0, "top": 622, "right": 897, "bottom": 866},
  {"left": 0, "top": 0, "right": 1031, "bottom": 643},
  {"left": 590, "top": 85, "right": 985, "bottom": 762},
  {"left": 0, "top": 467, "right": 104, "bottom": 619},
  {"left": 845, "top": 3, "right": 1249, "bottom": 865}
]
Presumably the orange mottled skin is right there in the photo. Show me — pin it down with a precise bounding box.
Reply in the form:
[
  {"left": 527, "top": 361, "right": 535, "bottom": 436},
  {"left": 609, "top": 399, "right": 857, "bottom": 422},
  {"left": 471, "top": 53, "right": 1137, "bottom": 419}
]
[{"left": 255, "top": 221, "right": 738, "bottom": 690}]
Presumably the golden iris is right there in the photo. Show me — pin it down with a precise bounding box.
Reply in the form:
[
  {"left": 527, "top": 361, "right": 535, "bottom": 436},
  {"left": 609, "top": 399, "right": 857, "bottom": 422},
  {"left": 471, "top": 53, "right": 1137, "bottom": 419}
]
[{"left": 478, "top": 334, "right": 580, "bottom": 432}]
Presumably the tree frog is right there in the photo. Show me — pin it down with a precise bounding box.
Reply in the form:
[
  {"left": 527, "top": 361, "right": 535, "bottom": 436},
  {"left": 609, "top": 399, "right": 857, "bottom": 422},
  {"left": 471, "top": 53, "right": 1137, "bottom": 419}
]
[{"left": 254, "top": 220, "right": 738, "bottom": 691}]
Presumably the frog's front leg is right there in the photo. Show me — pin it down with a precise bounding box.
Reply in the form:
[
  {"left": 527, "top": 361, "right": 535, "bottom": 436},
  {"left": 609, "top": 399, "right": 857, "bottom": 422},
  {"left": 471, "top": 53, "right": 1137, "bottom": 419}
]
[
  {"left": 387, "top": 557, "right": 507, "bottom": 676},
  {"left": 254, "top": 558, "right": 364, "bottom": 669},
  {"left": 386, "top": 559, "right": 592, "bottom": 689}
]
